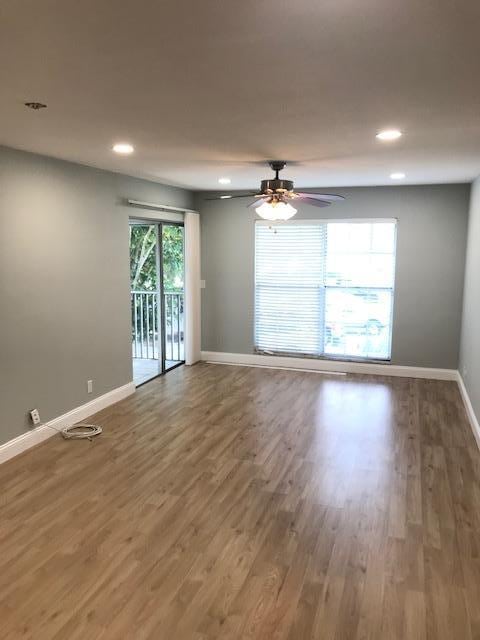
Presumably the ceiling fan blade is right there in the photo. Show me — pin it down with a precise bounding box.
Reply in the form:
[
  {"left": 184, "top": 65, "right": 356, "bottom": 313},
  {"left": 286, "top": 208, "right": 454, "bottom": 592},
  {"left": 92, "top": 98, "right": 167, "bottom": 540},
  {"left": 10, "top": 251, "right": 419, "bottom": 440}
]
[
  {"left": 204, "top": 192, "right": 258, "bottom": 201},
  {"left": 293, "top": 196, "right": 334, "bottom": 208},
  {"left": 294, "top": 192, "right": 345, "bottom": 202},
  {"left": 248, "top": 198, "right": 269, "bottom": 208}
]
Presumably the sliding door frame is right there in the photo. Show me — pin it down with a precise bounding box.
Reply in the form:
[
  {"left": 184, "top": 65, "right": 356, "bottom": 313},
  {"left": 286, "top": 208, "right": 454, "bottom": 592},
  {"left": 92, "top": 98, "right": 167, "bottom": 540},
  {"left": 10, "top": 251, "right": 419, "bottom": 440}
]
[
  {"left": 160, "top": 220, "right": 185, "bottom": 374},
  {"left": 155, "top": 222, "right": 165, "bottom": 377},
  {"left": 129, "top": 217, "right": 185, "bottom": 385}
]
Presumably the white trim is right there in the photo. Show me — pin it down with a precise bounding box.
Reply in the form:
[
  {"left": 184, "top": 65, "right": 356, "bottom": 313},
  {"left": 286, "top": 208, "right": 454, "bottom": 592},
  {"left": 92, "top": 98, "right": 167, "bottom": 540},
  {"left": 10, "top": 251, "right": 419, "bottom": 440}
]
[
  {"left": 201, "top": 351, "right": 458, "bottom": 380},
  {"left": 0, "top": 382, "right": 135, "bottom": 465},
  {"left": 206, "top": 361, "right": 346, "bottom": 375},
  {"left": 456, "top": 372, "right": 480, "bottom": 450},
  {"left": 127, "top": 199, "right": 198, "bottom": 215},
  {"left": 130, "top": 211, "right": 184, "bottom": 223},
  {"left": 184, "top": 212, "right": 202, "bottom": 365}
]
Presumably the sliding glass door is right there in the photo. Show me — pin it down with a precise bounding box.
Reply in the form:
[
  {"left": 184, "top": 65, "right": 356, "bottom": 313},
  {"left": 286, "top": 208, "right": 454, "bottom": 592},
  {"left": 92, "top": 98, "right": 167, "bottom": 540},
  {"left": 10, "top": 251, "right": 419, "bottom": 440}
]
[
  {"left": 130, "top": 223, "right": 161, "bottom": 385},
  {"left": 130, "top": 220, "right": 185, "bottom": 385},
  {"left": 161, "top": 223, "right": 185, "bottom": 372}
]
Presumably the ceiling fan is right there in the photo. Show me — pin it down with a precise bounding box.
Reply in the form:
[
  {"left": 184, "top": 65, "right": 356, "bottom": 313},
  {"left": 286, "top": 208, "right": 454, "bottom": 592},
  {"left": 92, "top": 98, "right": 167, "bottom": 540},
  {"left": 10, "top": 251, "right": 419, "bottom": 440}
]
[{"left": 207, "top": 161, "right": 345, "bottom": 220}]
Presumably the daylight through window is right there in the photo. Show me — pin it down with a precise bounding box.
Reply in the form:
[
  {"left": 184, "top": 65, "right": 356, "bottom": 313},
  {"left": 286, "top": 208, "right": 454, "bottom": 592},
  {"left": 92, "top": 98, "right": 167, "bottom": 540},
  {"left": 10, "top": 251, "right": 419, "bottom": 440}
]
[{"left": 254, "top": 220, "right": 396, "bottom": 360}]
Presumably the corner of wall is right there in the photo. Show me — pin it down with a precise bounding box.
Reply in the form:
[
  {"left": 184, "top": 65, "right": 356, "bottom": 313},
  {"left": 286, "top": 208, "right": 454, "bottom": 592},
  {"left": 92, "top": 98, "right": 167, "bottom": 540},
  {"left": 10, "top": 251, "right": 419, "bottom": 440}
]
[{"left": 458, "top": 176, "right": 480, "bottom": 436}]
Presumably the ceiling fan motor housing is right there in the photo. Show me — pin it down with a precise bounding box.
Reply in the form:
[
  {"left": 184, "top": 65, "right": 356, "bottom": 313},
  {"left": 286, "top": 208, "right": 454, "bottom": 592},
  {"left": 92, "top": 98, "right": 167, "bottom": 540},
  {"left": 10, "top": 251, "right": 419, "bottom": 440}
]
[{"left": 260, "top": 178, "right": 294, "bottom": 194}]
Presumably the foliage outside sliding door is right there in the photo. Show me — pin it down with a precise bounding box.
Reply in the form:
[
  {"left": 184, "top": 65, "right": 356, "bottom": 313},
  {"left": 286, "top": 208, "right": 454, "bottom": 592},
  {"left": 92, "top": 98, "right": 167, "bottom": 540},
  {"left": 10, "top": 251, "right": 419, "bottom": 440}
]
[
  {"left": 130, "top": 222, "right": 185, "bottom": 382},
  {"left": 130, "top": 224, "right": 184, "bottom": 292}
]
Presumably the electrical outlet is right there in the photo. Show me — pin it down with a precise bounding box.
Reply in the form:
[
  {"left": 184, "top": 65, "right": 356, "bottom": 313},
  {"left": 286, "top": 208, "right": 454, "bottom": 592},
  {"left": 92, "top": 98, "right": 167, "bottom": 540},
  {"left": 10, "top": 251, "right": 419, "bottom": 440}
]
[
  {"left": 29, "top": 409, "right": 41, "bottom": 426},
  {"left": 87, "top": 380, "right": 93, "bottom": 394},
  {"left": 462, "top": 366, "right": 468, "bottom": 378}
]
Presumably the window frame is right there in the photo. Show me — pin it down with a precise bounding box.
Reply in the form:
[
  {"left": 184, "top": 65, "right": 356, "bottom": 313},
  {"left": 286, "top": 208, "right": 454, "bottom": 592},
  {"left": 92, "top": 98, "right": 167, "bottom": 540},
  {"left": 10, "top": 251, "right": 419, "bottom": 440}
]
[{"left": 254, "top": 218, "right": 397, "bottom": 363}]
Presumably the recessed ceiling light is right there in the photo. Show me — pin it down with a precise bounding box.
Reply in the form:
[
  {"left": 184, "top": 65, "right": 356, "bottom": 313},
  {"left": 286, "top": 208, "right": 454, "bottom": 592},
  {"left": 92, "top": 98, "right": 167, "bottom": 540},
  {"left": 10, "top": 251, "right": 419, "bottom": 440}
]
[
  {"left": 113, "top": 143, "right": 134, "bottom": 154},
  {"left": 376, "top": 129, "right": 403, "bottom": 141},
  {"left": 218, "top": 177, "right": 231, "bottom": 185},
  {"left": 390, "top": 172, "right": 406, "bottom": 180},
  {"left": 220, "top": 195, "right": 232, "bottom": 199}
]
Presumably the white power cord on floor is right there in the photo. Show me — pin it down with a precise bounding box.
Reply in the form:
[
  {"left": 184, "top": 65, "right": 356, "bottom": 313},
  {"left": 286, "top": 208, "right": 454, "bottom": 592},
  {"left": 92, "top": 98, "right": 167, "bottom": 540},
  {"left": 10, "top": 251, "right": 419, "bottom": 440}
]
[
  {"left": 40, "top": 422, "right": 103, "bottom": 441},
  {"left": 61, "top": 424, "right": 103, "bottom": 440}
]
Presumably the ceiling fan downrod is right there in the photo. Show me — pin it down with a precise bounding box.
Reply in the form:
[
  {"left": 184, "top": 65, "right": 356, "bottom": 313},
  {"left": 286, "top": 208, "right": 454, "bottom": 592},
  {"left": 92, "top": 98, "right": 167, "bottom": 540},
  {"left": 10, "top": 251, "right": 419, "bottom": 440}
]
[{"left": 261, "top": 161, "right": 293, "bottom": 194}]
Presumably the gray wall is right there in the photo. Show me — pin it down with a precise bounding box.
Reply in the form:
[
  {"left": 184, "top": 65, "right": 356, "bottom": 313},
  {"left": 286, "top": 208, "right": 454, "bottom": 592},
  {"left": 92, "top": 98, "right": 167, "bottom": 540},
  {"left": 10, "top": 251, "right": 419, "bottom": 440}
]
[
  {"left": 0, "top": 146, "right": 193, "bottom": 446},
  {"left": 460, "top": 177, "right": 480, "bottom": 420},
  {"left": 195, "top": 184, "right": 470, "bottom": 369}
]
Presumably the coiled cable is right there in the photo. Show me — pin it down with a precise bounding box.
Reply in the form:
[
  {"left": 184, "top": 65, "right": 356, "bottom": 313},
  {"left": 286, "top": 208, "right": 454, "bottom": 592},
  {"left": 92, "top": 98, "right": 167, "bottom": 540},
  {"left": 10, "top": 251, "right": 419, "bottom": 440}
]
[{"left": 61, "top": 423, "right": 103, "bottom": 440}]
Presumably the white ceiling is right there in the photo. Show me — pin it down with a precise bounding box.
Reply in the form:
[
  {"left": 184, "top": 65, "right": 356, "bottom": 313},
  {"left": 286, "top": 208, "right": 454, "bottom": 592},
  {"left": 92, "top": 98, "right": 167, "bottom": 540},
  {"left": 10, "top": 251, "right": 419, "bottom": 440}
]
[{"left": 1, "top": 0, "right": 480, "bottom": 190}]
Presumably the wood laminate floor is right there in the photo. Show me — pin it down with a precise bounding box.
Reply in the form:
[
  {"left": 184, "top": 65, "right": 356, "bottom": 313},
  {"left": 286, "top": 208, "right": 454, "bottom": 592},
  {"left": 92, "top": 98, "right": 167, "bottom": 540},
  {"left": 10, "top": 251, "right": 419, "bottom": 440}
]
[{"left": 1, "top": 363, "right": 479, "bottom": 639}]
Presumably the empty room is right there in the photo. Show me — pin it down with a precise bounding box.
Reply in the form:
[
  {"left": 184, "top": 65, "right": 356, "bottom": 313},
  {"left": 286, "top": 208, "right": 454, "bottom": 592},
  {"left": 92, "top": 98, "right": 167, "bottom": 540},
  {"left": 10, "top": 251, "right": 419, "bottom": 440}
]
[{"left": 1, "top": 1, "right": 480, "bottom": 638}]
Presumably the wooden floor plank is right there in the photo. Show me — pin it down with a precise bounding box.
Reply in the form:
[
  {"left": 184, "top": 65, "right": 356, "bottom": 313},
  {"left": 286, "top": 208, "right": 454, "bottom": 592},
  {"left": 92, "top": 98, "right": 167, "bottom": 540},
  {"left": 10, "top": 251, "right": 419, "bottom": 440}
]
[{"left": 0, "top": 364, "right": 479, "bottom": 639}]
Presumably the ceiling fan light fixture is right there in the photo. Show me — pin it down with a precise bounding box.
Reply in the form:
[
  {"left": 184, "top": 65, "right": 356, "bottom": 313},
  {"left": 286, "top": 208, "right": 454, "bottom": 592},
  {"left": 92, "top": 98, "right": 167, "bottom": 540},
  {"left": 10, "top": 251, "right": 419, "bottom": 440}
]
[
  {"left": 376, "top": 129, "right": 402, "bottom": 141},
  {"left": 255, "top": 200, "right": 297, "bottom": 221},
  {"left": 206, "top": 161, "right": 345, "bottom": 212},
  {"left": 113, "top": 142, "right": 134, "bottom": 154}
]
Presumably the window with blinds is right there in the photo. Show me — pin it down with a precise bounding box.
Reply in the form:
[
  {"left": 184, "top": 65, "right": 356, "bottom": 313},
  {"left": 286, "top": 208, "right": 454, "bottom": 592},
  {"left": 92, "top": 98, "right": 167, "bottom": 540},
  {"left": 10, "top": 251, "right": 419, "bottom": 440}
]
[{"left": 255, "top": 220, "right": 396, "bottom": 361}]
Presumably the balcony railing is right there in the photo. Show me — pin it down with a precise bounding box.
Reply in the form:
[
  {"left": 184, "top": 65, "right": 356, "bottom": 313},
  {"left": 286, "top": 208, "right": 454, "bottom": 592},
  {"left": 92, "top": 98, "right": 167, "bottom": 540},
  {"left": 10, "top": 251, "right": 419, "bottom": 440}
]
[{"left": 131, "top": 291, "right": 184, "bottom": 362}]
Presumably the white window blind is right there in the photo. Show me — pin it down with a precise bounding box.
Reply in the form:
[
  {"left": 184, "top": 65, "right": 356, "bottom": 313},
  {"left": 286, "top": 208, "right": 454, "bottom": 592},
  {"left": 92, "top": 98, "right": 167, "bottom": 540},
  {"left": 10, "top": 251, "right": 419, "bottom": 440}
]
[
  {"left": 255, "top": 220, "right": 396, "bottom": 361},
  {"left": 255, "top": 223, "right": 326, "bottom": 355}
]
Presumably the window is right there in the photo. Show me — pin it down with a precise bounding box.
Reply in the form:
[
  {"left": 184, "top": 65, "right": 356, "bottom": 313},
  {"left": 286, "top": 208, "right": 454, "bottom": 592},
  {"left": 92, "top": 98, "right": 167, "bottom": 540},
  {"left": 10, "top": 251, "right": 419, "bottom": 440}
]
[{"left": 255, "top": 220, "right": 396, "bottom": 360}]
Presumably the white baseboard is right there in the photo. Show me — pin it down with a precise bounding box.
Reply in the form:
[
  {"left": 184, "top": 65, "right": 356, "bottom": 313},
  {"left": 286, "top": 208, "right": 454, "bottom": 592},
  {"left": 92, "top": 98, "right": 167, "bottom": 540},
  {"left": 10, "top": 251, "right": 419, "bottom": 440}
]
[
  {"left": 0, "top": 381, "right": 135, "bottom": 465},
  {"left": 201, "top": 351, "right": 458, "bottom": 381},
  {"left": 456, "top": 373, "right": 480, "bottom": 450}
]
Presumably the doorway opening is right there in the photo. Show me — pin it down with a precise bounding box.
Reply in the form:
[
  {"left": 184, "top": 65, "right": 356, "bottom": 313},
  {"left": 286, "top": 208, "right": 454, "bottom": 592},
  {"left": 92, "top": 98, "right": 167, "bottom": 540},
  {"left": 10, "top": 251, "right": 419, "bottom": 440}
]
[{"left": 130, "top": 221, "right": 185, "bottom": 386}]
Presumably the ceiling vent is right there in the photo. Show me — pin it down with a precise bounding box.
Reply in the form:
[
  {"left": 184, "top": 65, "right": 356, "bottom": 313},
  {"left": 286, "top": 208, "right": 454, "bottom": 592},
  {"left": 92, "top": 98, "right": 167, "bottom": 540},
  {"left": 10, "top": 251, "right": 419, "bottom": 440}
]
[{"left": 24, "top": 102, "right": 47, "bottom": 110}]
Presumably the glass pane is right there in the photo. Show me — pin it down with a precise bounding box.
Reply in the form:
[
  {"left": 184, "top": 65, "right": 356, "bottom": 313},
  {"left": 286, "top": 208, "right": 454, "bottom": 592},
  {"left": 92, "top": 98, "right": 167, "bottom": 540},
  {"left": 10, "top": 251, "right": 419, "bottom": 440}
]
[
  {"left": 162, "top": 225, "right": 185, "bottom": 369},
  {"left": 326, "top": 253, "right": 395, "bottom": 288},
  {"left": 327, "top": 221, "right": 396, "bottom": 255},
  {"left": 371, "top": 223, "right": 396, "bottom": 253},
  {"left": 129, "top": 224, "right": 158, "bottom": 291},
  {"left": 324, "top": 288, "right": 393, "bottom": 359},
  {"left": 162, "top": 225, "right": 184, "bottom": 293},
  {"left": 130, "top": 224, "right": 161, "bottom": 385},
  {"left": 327, "top": 223, "right": 372, "bottom": 253},
  {"left": 326, "top": 222, "right": 396, "bottom": 288}
]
